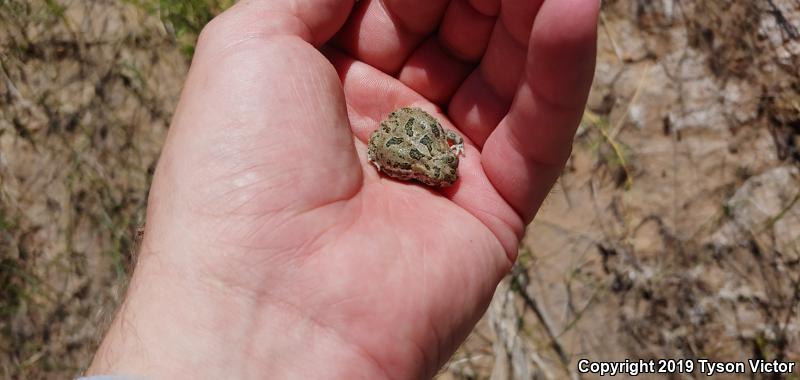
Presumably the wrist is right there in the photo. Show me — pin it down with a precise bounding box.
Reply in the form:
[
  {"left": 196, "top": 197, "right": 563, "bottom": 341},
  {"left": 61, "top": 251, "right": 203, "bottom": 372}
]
[{"left": 88, "top": 251, "right": 389, "bottom": 379}]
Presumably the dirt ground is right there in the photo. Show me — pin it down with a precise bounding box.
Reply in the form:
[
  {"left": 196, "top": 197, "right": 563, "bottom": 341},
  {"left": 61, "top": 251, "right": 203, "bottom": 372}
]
[{"left": 1, "top": 0, "right": 798, "bottom": 379}]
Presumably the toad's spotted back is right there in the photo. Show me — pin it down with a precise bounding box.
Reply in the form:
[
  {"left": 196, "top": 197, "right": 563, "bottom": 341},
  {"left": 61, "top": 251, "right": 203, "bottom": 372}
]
[{"left": 367, "top": 107, "right": 464, "bottom": 187}]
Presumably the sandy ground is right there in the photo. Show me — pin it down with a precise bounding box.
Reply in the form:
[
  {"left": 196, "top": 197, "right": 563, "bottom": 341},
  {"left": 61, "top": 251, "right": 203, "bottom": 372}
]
[{"left": 1, "top": 0, "right": 798, "bottom": 379}]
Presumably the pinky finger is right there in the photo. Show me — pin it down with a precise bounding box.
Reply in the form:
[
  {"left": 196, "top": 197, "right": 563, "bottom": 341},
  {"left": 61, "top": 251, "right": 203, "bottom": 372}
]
[{"left": 481, "top": 0, "right": 599, "bottom": 222}]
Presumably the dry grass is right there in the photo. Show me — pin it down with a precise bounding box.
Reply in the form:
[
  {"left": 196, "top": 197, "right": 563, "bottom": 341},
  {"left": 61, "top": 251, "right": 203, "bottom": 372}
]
[{"left": 0, "top": 1, "right": 219, "bottom": 377}]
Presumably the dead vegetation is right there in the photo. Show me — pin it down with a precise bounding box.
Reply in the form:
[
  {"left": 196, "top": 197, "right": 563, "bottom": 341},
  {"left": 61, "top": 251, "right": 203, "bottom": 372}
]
[
  {"left": 1, "top": 1, "right": 187, "bottom": 377},
  {"left": 1, "top": 0, "right": 799, "bottom": 379},
  {"left": 445, "top": 1, "right": 799, "bottom": 379}
]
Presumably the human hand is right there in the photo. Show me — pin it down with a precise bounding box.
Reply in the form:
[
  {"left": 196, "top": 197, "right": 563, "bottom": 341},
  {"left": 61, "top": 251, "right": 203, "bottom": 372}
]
[{"left": 88, "top": 0, "right": 598, "bottom": 378}]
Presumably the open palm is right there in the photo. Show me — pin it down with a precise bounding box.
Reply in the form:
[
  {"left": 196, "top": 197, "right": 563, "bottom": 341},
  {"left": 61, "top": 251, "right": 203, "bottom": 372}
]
[{"left": 90, "top": 0, "right": 598, "bottom": 378}]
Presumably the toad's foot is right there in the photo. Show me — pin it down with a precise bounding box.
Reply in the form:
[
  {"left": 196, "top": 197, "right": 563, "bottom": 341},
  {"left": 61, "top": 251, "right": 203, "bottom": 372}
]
[
  {"left": 451, "top": 143, "right": 465, "bottom": 156},
  {"left": 446, "top": 130, "right": 465, "bottom": 156},
  {"left": 370, "top": 159, "right": 381, "bottom": 172}
]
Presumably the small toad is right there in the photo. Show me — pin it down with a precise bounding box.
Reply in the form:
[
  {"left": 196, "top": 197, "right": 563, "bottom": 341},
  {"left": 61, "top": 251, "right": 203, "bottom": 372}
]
[{"left": 367, "top": 107, "right": 464, "bottom": 187}]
